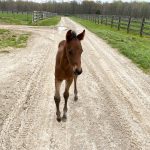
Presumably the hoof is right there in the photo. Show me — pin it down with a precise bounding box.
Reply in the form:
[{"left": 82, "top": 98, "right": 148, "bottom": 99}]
[
  {"left": 62, "top": 115, "right": 67, "bottom": 122},
  {"left": 74, "top": 96, "right": 78, "bottom": 101},
  {"left": 57, "top": 117, "right": 61, "bottom": 122}
]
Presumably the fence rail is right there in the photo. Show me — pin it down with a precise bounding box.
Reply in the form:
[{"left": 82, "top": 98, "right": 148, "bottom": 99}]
[
  {"left": 76, "top": 14, "right": 150, "bottom": 37},
  {"left": 0, "top": 10, "right": 32, "bottom": 14},
  {"left": 32, "top": 11, "right": 57, "bottom": 22}
]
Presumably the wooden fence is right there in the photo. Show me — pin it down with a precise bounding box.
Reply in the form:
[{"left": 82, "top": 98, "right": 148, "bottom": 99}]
[
  {"left": 77, "top": 14, "right": 150, "bottom": 36},
  {"left": 32, "top": 11, "right": 57, "bottom": 22}
]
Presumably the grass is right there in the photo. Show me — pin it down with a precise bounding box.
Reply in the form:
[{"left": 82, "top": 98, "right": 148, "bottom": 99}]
[
  {"left": 32, "top": 16, "right": 61, "bottom": 26},
  {"left": 71, "top": 17, "right": 150, "bottom": 73},
  {"left": 0, "top": 29, "right": 29, "bottom": 49},
  {"left": 0, "top": 12, "right": 32, "bottom": 25}
]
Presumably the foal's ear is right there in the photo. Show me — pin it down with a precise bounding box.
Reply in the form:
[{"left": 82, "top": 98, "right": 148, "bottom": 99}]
[
  {"left": 66, "top": 30, "right": 72, "bottom": 42},
  {"left": 77, "top": 30, "right": 85, "bottom": 41}
]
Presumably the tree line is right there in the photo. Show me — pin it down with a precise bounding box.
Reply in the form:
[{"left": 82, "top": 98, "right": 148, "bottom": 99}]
[{"left": 0, "top": 0, "right": 150, "bottom": 18}]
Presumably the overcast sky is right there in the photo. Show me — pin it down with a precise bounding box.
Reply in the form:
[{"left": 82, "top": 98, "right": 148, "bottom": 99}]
[{"left": 31, "top": 0, "right": 150, "bottom": 2}]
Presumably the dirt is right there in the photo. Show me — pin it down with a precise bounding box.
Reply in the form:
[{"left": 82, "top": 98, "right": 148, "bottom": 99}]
[{"left": 0, "top": 17, "right": 150, "bottom": 150}]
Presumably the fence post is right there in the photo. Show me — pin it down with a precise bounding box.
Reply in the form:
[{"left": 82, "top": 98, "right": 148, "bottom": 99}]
[
  {"left": 95, "top": 15, "right": 96, "bottom": 24},
  {"left": 127, "top": 16, "right": 131, "bottom": 33},
  {"left": 27, "top": 11, "right": 29, "bottom": 21},
  {"left": 140, "top": 17, "right": 145, "bottom": 36},
  {"left": 105, "top": 16, "right": 107, "bottom": 25},
  {"left": 118, "top": 16, "right": 121, "bottom": 30},
  {"left": 93, "top": 15, "right": 95, "bottom": 22},
  {"left": 96, "top": 15, "right": 98, "bottom": 24},
  {"left": 111, "top": 16, "right": 114, "bottom": 28},
  {"left": 97, "top": 15, "right": 99, "bottom": 24},
  {"left": 101, "top": 15, "right": 103, "bottom": 24},
  {"left": 32, "top": 11, "right": 35, "bottom": 22}
]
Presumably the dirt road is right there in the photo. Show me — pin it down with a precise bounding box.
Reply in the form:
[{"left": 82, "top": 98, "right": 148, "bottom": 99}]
[{"left": 0, "top": 17, "right": 150, "bottom": 150}]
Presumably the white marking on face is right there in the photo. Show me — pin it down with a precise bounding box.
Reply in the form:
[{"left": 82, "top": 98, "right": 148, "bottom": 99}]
[{"left": 73, "top": 65, "right": 77, "bottom": 72}]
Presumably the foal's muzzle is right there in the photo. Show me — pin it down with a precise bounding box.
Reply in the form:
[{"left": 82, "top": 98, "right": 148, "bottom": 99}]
[{"left": 74, "top": 68, "right": 82, "bottom": 75}]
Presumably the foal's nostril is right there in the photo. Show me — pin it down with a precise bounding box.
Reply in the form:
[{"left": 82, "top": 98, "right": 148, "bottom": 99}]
[{"left": 74, "top": 68, "right": 82, "bottom": 75}]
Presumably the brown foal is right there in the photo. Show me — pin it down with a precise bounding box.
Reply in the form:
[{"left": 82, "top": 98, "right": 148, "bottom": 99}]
[{"left": 54, "top": 29, "right": 85, "bottom": 122}]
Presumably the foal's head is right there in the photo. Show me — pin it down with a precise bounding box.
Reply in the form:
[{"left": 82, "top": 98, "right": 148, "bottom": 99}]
[{"left": 65, "top": 30, "right": 85, "bottom": 75}]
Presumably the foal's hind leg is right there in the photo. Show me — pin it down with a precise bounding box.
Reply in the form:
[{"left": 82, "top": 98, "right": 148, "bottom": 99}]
[
  {"left": 74, "top": 75, "right": 78, "bottom": 101},
  {"left": 62, "top": 78, "right": 73, "bottom": 122},
  {"left": 54, "top": 79, "right": 62, "bottom": 122}
]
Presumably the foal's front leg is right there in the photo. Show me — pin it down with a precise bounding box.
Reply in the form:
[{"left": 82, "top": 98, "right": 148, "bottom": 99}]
[
  {"left": 54, "top": 79, "right": 62, "bottom": 122},
  {"left": 74, "top": 75, "right": 78, "bottom": 101},
  {"left": 62, "top": 78, "right": 73, "bottom": 122}
]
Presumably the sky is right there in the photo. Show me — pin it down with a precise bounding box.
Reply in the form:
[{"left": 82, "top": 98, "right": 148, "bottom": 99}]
[{"left": 31, "top": 0, "right": 150, "bottom": 2}]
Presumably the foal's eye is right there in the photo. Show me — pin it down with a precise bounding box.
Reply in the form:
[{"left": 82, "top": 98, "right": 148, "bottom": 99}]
[{"left": 68, "top": 49, "right": 73, "bottom": 55}]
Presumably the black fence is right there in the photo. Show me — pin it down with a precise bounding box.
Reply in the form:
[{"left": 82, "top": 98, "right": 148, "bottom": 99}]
[{"left": 76, "top": 14, "right": 150, "bottom": 37}]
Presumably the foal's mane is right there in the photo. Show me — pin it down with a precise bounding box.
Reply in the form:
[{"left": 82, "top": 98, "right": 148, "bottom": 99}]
[
  {"left": 66, "top": 30, "right": 78, "bottom": 42},
  {"left": 70, "top": 31, "right": 77, "bottom": 39}
]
